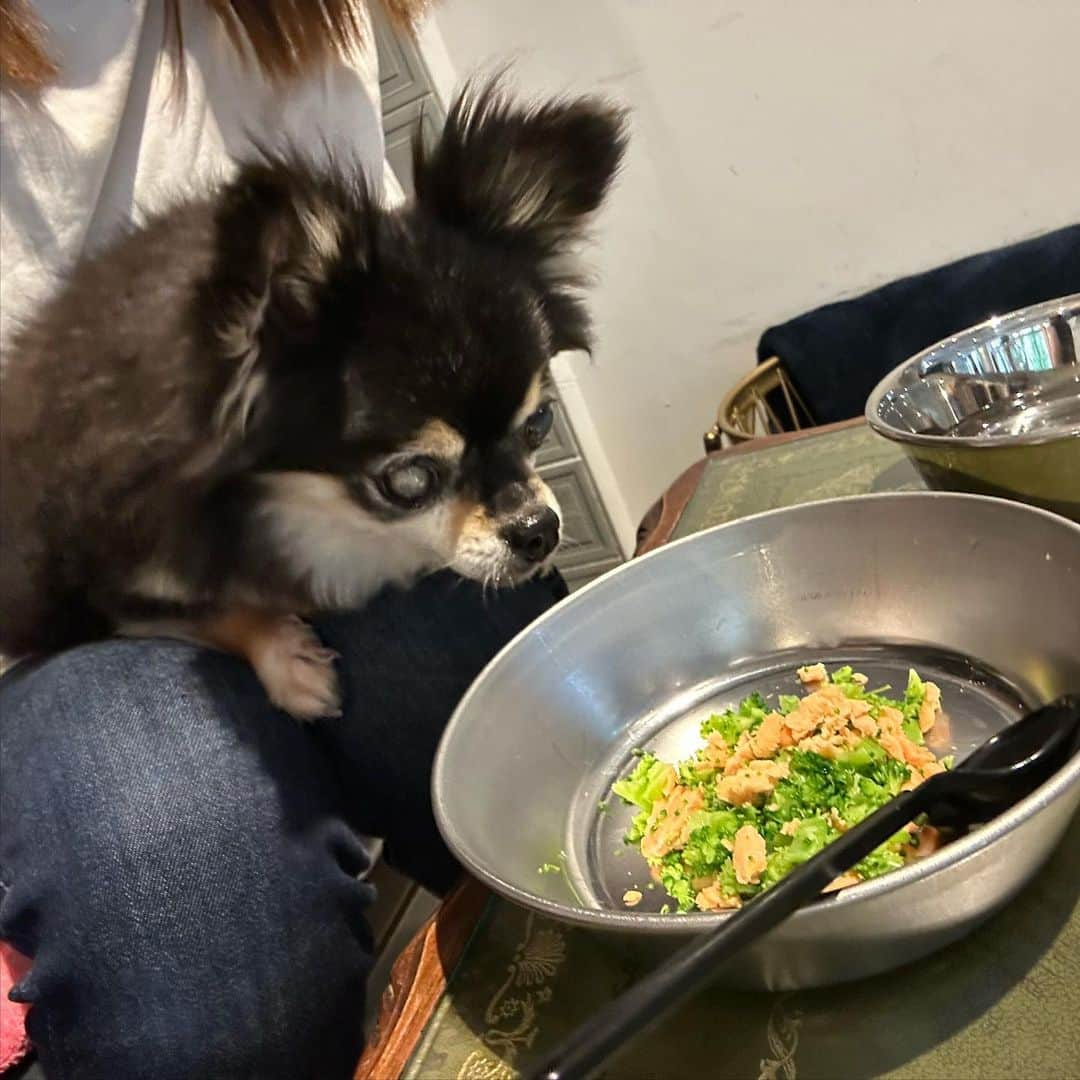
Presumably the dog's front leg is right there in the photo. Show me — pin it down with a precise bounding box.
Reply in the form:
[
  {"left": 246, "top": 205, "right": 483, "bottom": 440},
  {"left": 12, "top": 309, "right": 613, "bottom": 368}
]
[
  {"left": 198, "top": 610, "right": 342, "bottom": 721},
  {"left": 123, "top": 609, "right": 341, "bottom": 721}
]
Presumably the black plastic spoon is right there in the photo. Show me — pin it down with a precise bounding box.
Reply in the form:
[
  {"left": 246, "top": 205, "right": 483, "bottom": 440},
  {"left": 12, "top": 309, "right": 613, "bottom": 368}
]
[{"left": 532, "top": 694, "right": 1080, "bottom": 1080}]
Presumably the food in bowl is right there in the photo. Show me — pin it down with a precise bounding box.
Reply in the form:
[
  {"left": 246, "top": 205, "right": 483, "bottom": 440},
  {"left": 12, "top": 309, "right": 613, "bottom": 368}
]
[{"left": 612, "top": 664, "right": 951, "bottom": 913}]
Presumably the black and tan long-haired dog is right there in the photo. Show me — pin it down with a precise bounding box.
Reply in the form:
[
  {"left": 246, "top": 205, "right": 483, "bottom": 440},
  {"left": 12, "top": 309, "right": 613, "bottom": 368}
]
[{"left": 0, "top": 84, "right": 627, "bottom": 718}]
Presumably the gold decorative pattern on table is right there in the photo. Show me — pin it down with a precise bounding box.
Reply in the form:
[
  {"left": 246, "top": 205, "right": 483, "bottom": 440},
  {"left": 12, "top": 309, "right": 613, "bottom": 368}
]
[
  {"left": 480, "top": 914, "right": 568, "bottom": 1062},
  {"left": 456, "top": 1050, "right": 516, "bottom": 1080},
  {"left": 758, "top": 995, "right": 804, "bottom": 1080}
]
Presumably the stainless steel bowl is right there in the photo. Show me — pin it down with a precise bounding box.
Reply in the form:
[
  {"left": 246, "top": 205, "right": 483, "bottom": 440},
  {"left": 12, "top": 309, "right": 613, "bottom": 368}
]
[
  {"left": 866, "top": 295, "right": 1080, "bottom": 521},
  {"left": 433, "top": 493, "right": 1080, "bottom": 989}
]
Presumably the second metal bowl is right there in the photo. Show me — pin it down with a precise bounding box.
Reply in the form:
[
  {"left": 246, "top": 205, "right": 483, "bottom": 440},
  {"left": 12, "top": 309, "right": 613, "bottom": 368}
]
[{"left": 865, "top": 295, "right": 1080, "bottom": 520}]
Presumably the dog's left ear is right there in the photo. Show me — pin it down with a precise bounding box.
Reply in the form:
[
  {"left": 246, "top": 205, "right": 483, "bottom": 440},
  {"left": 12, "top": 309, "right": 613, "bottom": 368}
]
[
  {"left": 413, "top": 81, "right": 628, "bottom": 276},
  {"left": 207, "top": 159, "right": 368, "bottom": 448}
]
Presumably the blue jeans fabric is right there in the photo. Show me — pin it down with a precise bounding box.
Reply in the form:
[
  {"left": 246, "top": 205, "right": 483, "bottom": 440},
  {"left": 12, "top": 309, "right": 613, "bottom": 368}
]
[{"left": 0, "top": 572, "right": 563, "bottom": 1079}]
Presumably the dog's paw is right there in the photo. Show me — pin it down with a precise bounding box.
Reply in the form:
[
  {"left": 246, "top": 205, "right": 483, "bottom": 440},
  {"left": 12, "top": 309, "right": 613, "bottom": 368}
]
[{"left": 250, "top": 616, "right": 341, "bottom": 721}]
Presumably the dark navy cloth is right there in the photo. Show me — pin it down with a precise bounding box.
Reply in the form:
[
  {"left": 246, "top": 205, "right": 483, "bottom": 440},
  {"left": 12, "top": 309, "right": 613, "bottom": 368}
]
[{"left": 757, "top": 224, "right": 1080, "bottom": 424}]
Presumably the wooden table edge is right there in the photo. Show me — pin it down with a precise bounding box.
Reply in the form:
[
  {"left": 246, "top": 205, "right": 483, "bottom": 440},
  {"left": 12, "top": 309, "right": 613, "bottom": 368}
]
[
  {"left": 357, "top": 416, "right": 866, "bottom": 1078},
  {"left": 355, "top": 875, "right": 491, "bottom": 1080}
]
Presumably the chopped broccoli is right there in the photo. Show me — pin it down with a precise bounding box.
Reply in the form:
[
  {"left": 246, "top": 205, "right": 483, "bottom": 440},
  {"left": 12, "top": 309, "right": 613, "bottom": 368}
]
[
  {"left": 905, "top": 668, "right": 924, "bottom": 704},
  {"left": 679, "top": 808, "right": 754, "bottom": 879},
  {"left": 612, "top": 753, "right": 670, "bottom": 813},
  {"left": 700, "top": 692, "right": 769, "bottom": 746},
  {"left": 868, "top": 755, "right": 911, "bottom": 797},
  {"left": 761, "top": 816, "right": 836, "bottom": 887},
  {"left": 657, "top": 855, "right": 696, "bottom": 912},
  {"left": 625, "top": 809, "right": 650, "bottom": 844},
  {"left": 837, "top": 737, "right": 887, "bottom": 773},
  {"left": 854, "top": 831, "right": 912, "bottom": 879},
  {"left": 777, "top": 694, "right": 801, "bottom": 715},
  {"left": 841, "top": 776, "right": 895, "bottom": 826},
  {"left": 902, "top": 717, "right": 925, "bottom": 744},
  {"left": 754, "top": 743, "right": 905, "bottom": 829},
  {"left": 719, "top": 859, "right": 758, "bottom": 900},
  {"left": 831, "top": 666, "right": 892, "bottom": 697},
  {"left": 829, "top": 665, "right": 931, "bottom": 745},
  {"left": 770, "top": 750, "right": 846, "bottom": 819},
  {"left": 839, "top": 738, "right": 911, "bottom": 794},
  {"left": 900, "top": 669, "right": 927, "bottom": 744},
  {"left": 678, "top": 757, "right": 717, "bottom": 786}
]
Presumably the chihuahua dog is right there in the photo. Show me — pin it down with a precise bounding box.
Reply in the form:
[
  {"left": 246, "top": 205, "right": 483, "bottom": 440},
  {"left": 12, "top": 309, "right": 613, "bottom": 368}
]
[{"left": 0, "top": 83, "right": 626, "bottom": 718}]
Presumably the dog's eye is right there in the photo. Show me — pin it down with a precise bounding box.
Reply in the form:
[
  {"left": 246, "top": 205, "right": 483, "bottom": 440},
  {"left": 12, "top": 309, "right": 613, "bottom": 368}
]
[
  {"left": 382, "top": 461, "right": 440, "bottom": 507},
  {"left": 523, "top": 400, "right": 555, "bottom": 450}
]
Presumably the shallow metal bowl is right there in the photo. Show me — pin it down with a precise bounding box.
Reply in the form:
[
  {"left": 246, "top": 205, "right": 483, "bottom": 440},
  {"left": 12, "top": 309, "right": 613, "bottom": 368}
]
[
  {"left": 866, "top": 295, "right": 1080, "bottom": 520},
  {"left": 433, "top": 493, "right": 1080, "bottom": 989}
]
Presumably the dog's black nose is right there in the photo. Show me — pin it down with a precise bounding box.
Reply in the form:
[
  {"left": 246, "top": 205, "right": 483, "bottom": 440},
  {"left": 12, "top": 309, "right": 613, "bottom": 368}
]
[{"left": 501, "top": 508, "right": 560, "bottom": 564}]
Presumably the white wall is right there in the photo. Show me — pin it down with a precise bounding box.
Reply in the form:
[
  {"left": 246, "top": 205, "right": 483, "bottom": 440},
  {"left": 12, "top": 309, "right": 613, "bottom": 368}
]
[{"left": 428, "top": 0, "right": 1080, "bottom": 529}]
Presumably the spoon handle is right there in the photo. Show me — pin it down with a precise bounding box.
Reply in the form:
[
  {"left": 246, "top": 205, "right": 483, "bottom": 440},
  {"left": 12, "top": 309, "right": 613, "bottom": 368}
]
[{"left": 531, "top": 777, "right": 947, "bottom": 1080}]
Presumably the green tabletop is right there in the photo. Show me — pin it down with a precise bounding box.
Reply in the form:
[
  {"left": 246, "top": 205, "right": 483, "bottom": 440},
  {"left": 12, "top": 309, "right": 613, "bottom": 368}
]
[
  {"left": 673, "top": 424, "right": 925, "bottom": 542},
  {"left": 405, "top": 425, "right": 1078, "bottom": 1080}
]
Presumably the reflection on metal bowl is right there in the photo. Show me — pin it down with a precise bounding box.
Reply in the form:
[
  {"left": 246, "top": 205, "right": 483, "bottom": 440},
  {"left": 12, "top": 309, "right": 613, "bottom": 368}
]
[{"left": 865, "top": 295, "right": 1080, "bottom": 520}]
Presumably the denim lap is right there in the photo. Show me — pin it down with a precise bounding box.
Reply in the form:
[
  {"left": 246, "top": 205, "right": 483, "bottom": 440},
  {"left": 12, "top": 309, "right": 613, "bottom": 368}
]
[{"left": 0, "top": 572, "right": 562, "bottom": 1079}]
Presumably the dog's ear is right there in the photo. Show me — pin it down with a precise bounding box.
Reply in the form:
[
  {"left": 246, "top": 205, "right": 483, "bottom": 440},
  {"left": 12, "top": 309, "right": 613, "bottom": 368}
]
[
  {"left": 207, "top": 160, "right": 368, "bottom": 445},
  {"left": 413, "top": 80, "right": 628, "bottom": 278}
]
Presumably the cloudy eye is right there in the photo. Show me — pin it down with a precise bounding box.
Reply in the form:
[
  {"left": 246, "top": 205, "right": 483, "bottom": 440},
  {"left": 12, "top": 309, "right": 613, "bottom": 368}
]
[
  {"left": 523, "top": 400, "right": 555, "bottom": 450},
  {"left": 381, "top": 460, "right": 440, "bottom": 508}
]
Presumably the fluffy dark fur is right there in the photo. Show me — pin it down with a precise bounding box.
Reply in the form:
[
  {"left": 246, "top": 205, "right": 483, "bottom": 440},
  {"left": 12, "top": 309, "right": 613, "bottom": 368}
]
[{"left": 0, "top": 82, "right": 626, "bottom": 714}]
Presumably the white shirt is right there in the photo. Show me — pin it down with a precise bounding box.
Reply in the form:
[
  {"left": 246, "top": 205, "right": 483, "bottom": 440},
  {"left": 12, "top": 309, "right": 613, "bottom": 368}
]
[{"left": 0, "top": 0, "right": 398, "bottom": 353}]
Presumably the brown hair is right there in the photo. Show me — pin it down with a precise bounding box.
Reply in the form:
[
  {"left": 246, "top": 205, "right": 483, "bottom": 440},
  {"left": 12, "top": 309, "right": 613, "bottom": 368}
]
[
  {"left": 1, "top": 0, "right": 58, "bottom": 90},
  {"left": 0, "top": 0, "right": 434, "bottom": 92}
]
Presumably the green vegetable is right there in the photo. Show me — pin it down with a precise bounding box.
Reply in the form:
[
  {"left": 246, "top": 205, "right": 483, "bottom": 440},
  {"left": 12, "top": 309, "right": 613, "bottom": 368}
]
[
  {"left": 838, "top": 738, "right": 911, "bottom": 794},
  {"left": 905, "top": 667, "right": 924, "bottom": 703},
  {"left": 625, "top": 809, "right": 650, "bottom": 844},
  {"left": 830, "top": 665, "right": 860, "bottom": 687},
  {"left": 901, "top": 718, "right": 924, "bottom": 744},
  {"left": 901, "top": 668, "right": 927, "bottom": 744},
  {"left": 836, "top": 737, "right": 886, "bottom": 773},
  {"left": 769, "top": 750, "right": 843, "bottom": 820},
  {"left": 777, "top": 694, "right": 801, "bottom": 715},
  {"left": 657, "top": 855, "right": 696, "bottom": 912},
  {"left": 612, "top": 753, "right": 670, "bottom": 813},
  {"left": 680, "top": 808, "right": 753, "bottom": 878},
  {"left": 700, "top": 692, "right": 769, "bottom": 746},
  {"left": 678, "top": 758, "right": 717, "bottom": 786},
  {"left": 715, "top": 860, "right": 753, "bottom": 899},
  {"left": 761, "top": 816, "right": 836, "bottom": 887},
  {"left": 854, "top": 830, "right": 913, "bottom": 879},
  {"left": 829, "top": 665, "right": 929, "bottom": 743}
]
